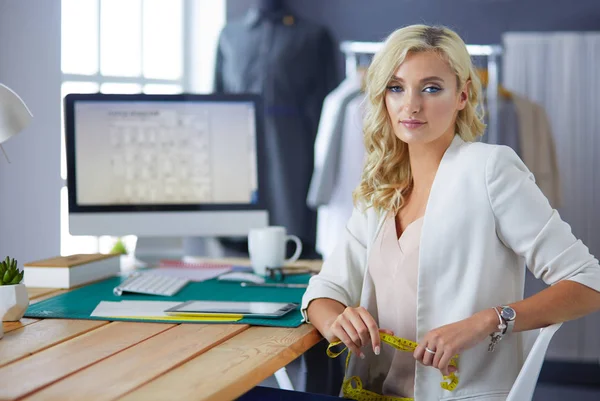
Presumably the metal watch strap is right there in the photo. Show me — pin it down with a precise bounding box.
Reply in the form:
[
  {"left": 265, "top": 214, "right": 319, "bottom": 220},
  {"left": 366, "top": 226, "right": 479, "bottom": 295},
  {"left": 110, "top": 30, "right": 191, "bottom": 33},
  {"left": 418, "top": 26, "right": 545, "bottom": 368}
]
[{"left": 500, "top": 305, "right": 516, "bottom": 335}]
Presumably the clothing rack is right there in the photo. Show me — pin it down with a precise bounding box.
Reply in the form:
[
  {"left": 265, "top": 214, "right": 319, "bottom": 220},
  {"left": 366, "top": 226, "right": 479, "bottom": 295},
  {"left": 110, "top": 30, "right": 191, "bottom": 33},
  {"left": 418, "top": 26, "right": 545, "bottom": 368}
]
[{"left": 340, "top": 41, "right": 503, "bottom": 144}]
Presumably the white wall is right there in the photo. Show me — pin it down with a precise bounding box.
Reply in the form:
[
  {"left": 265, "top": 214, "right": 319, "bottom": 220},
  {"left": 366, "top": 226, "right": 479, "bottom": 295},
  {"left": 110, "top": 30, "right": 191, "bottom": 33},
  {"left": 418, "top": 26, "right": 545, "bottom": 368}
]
[
  {"left": 0, "top": 0, "right": 62, "bottom": 265},
  {"left": 187, "top": 0, "right": 226, "bottom": 93}
]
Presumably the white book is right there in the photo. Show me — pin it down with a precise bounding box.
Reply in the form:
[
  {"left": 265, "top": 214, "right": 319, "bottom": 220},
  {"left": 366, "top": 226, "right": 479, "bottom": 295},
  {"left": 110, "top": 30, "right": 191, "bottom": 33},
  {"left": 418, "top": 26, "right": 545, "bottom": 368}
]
[{"left": 23, "top": 253, "right": 120, "bottom": 288}]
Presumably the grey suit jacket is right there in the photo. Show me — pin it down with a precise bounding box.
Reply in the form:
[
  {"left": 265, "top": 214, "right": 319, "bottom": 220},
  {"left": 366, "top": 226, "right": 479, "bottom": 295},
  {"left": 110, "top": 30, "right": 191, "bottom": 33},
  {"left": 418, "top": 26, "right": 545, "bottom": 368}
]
[{"left": 214, "top": 8, "right": 338, "bottom": 251}]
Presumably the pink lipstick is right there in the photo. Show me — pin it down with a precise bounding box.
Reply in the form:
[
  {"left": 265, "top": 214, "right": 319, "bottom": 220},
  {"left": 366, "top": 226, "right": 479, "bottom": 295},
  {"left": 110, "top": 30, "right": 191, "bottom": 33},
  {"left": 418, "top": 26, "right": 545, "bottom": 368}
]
[{"left": 401, "top": 119, "right": 426, "bottom": 129}]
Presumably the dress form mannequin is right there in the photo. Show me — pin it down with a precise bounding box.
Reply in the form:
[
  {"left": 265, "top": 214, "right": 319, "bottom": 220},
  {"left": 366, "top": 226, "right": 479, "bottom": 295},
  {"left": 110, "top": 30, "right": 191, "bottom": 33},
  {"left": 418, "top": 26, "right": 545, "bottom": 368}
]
[
  {"left": 214, "top": 0, "right": 337, "bottom": 260},
  {"left": 254, "top": 0, "right": 284, "bottom": 12},
  {"left": 213, "top": 3, "right": 342, "bottom": 395},
  {"left": 253, "top": 0, "right": 293, "bottom": 24}
]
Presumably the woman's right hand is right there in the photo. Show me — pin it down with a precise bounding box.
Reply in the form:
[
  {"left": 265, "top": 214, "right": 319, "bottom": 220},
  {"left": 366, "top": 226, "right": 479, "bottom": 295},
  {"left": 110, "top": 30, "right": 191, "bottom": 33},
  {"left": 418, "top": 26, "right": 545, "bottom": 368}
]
[{"left": 327, "top": 306, "right": 394, "bottom": 359}]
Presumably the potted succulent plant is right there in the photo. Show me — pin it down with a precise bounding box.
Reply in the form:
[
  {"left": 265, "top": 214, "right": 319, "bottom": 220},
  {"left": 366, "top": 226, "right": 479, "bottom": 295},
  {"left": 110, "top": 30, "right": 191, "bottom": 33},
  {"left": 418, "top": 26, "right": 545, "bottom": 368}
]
[{"left": 0, "top": 257, "right": 29, "bottom": 323}]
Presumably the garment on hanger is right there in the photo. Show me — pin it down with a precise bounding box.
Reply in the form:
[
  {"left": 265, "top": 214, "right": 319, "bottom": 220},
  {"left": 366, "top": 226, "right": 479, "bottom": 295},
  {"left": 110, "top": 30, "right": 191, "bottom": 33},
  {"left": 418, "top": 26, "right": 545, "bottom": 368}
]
[
  {"left": 307, "top": 75, "right": 363, "bottom": 208},
  {"left": 512, "top": 94, "right": 562, "bottom": 209},
  {"left": 214, "top": 8, "right": 338, "bottom": 256},
  {"left": 477, "top": 68, "right": 513, "bottom": 99},
  {"left": 496, "top": 97, "right": 522, "bottom": 156},
  {"left": 316, "top": 93, "right": 366, "bottom": 257},
  {"left": 478, "top": 68, "right": 560, "bottom": 208},
  {"left": 477, "top": 69, "right": 520, "bottom": 152},
  {"left": 480, "top": 95, "right": 521, "bottom": 157}
]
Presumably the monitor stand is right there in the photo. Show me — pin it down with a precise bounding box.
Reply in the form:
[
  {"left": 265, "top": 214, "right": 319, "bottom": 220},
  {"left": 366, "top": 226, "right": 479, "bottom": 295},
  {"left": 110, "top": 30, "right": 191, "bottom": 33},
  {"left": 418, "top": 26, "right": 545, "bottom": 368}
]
[
  {"left": 182, "top": 236, "right": 227, "bottom": 263},
  {"left": 132, "top": 236, "right": 184, "bottom": 267},
  {"left": 133, "top": 236, "right": 245, "bottom": 266}
]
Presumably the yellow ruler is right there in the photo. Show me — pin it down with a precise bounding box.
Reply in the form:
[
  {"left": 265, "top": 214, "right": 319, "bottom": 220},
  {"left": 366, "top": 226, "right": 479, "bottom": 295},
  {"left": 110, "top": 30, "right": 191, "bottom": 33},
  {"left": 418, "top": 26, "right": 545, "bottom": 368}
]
[
  {"left": 327, "top": 332, "right": 459, "bottom": 401},
  {"left": 108, "top": 315, "right": 243, "bottom": 322}
]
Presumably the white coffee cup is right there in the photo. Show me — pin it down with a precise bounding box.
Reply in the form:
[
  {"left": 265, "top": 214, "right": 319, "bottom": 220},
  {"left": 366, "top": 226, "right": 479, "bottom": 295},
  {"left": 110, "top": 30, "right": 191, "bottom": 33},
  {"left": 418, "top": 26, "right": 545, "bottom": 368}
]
[{"left": 248, "top": 226, "right": 303, "bottom": 276}]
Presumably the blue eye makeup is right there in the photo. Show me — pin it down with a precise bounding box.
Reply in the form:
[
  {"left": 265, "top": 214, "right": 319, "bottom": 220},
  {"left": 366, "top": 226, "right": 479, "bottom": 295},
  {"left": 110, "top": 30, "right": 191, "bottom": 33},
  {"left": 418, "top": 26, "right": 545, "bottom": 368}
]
[
  {"left": 386, "top": 85, "right": 443, "bottom": 94},
  {"left": 423, "top": 86, "right": 442, "bottom": 93},
  {"left": 386, "top": 85, "right": 402, "bottom": 93}
]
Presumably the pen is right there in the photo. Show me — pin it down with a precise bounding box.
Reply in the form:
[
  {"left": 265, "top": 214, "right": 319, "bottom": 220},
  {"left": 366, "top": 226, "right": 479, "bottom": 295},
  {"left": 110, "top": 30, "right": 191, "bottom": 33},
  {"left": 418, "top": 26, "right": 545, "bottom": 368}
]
[{"left": 240, "top": 282, "right": 308, "bottom": 289}]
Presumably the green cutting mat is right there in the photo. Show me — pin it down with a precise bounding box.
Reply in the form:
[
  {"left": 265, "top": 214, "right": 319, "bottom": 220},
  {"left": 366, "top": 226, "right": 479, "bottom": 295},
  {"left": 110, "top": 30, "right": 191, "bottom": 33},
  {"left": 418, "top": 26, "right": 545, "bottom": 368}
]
[{"left": 25, "top": 274, "right": 311, "bottom": 327}]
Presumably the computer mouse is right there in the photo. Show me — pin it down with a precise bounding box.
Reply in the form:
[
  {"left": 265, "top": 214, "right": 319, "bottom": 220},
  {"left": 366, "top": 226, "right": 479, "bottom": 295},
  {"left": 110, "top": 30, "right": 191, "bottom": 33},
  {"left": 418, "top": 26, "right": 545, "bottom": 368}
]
[{"left": 218, "top": 272, "right": 266, "bottom": 284}]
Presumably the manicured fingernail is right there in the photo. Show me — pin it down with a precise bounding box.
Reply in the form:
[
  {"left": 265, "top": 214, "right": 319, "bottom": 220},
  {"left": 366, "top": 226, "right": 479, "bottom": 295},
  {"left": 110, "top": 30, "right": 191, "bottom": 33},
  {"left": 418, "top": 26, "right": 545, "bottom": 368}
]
[
  {"left": 374, "top": 346, "right": 380, "bottom": 355},
  {"left": 360, "top": 352, "right": 366, "bottom": 359}
]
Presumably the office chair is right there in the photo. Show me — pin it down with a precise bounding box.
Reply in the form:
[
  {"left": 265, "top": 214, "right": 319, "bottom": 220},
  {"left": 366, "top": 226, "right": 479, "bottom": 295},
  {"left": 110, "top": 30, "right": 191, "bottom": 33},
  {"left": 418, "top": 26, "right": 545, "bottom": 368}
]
[{"left": 506, "top": 322, "right": 563, "bottom": 401}]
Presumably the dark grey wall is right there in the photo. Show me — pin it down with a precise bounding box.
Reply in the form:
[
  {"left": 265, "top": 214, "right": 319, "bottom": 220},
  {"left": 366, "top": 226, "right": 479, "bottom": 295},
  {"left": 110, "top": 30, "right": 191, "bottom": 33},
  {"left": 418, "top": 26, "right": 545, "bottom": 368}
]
[
  {"left": 228, "top": 0, "right": 600, "bottom": 43},
  {"left": 227, "top": 0, "right": 600, "bottom": 61}
]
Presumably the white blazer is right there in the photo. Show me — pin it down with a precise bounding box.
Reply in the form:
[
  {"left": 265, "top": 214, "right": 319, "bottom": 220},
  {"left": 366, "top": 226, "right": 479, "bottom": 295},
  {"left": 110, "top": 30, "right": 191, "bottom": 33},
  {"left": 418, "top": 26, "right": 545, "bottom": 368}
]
[{"left": 301, "top": 135, "right": 600, "bottom": 401}]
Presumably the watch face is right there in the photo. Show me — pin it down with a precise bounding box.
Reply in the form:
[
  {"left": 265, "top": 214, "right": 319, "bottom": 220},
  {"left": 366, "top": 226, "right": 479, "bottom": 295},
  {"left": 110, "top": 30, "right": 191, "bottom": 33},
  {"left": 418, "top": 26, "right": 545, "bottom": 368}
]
[{"left": 501, "top": 307, "right": 516, "bottom": 320}]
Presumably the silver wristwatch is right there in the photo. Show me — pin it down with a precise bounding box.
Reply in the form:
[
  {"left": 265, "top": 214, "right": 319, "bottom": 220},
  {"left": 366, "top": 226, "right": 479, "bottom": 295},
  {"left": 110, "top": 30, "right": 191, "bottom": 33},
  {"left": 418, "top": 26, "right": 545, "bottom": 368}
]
[{"left": 499, "top": 306, "right": 516, "bottom": 335}]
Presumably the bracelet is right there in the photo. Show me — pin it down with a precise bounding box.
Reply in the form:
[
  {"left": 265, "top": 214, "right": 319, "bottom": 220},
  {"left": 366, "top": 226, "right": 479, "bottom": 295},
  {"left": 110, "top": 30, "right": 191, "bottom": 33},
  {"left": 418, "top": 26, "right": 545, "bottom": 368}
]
[
  {"left": 488, "top": 307, "right": 507, "bottom": 352},
  {"left": 492, "top": 306, "right": 507, "bottom": 333}
]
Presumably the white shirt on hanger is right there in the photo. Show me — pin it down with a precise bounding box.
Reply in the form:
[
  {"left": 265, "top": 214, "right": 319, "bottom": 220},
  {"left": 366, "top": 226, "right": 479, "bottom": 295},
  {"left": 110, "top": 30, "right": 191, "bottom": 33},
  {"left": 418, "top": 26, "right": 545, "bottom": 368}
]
[
  {"left": 307, "top": 75, "right": 363, "bottom": 208},
  {"left": 316, "top": 94, "right": 366, "bottom": 257}
]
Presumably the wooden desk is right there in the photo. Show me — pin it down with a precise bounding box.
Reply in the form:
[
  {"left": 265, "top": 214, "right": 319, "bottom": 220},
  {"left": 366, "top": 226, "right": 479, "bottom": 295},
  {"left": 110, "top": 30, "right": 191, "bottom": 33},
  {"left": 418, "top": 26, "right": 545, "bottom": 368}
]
[{"left": 0, "top": 260, "right": 323, "bottom": 401}]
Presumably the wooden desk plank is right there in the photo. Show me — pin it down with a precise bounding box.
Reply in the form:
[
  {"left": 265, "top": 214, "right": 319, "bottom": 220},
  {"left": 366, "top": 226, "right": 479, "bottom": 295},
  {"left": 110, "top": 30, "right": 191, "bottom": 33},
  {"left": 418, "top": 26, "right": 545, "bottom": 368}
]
[
  {"left": 24, "top": 324, "right": 250, "bottom": 401},
  {"left": 0, "top": 319, "right": 108, "bottom": 368},
  {"left": 119, "top": 324, "right": 321, "bottom": 401},
  {"left": 0, "top": 321, "right": 175, "bottom": 400},
  {"left": 2, "top": 318, "right": 39, "bottom": 333}
]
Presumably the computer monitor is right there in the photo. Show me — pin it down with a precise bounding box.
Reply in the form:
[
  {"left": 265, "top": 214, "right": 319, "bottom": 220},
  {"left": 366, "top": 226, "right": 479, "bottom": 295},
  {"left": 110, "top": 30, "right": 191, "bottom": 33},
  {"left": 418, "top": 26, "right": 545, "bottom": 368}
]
[{"left": 64, "top": 93, "right": 269, "bottom": 257}]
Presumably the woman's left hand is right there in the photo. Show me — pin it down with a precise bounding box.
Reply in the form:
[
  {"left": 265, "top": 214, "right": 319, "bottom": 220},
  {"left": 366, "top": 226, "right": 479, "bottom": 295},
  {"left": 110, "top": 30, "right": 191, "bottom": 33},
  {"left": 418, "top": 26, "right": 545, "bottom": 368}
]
[{"left": 413, "top": 309, "right": 497, "bottom": 376}]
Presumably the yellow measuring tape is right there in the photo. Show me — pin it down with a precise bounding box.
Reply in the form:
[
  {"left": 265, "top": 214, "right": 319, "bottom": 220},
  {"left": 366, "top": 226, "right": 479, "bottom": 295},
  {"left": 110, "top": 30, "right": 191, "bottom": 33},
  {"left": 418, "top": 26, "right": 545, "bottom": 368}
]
[{"left": 326, "top": 332, "right": 459, "bottom": 401}]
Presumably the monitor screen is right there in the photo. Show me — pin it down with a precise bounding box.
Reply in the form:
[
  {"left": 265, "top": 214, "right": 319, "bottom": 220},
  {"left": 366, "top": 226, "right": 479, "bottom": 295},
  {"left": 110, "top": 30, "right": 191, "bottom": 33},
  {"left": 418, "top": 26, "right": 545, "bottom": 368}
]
[{"left": 64, "top": 93, "right": 268, "bottom": 238}]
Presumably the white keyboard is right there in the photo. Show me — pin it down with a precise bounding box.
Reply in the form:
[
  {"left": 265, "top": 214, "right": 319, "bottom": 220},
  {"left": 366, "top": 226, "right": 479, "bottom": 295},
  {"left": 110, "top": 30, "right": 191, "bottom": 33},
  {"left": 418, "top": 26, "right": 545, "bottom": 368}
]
[{"left": 113, "top": 272, "right": 189, "bottom": 297}]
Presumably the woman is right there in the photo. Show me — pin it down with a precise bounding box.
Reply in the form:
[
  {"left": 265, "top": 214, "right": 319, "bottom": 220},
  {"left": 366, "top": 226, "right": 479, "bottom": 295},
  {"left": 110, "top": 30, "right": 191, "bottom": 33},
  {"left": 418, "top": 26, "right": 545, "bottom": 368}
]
[{"left": 301, "top": 25, "right": 600, "bottom": 400}]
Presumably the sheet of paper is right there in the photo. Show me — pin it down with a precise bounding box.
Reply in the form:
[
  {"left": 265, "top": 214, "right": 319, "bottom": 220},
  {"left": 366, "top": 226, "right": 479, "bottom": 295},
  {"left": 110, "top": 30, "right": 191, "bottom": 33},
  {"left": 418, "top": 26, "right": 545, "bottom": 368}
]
[
  {"left": 148, "top": 266, "right": 231, "bottom": 282},
  {"left": 91, "top": 300, "right": 180, "bottom": 317}
]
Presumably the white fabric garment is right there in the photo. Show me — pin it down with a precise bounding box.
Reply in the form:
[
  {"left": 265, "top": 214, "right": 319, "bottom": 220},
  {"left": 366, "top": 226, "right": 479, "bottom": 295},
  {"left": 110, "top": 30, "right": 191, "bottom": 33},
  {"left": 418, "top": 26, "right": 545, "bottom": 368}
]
[
  {"left": 316, "top": 94, "right": 366, "bottom": 257},
  {"left": 503, "top": 32, "right": 600, "bottom": 361},
  {"left": 307, "top": 76, "right": 362, "bottom": 208},
  {"left": 302, "top": 135, "right": 600, "bottom": 400}
]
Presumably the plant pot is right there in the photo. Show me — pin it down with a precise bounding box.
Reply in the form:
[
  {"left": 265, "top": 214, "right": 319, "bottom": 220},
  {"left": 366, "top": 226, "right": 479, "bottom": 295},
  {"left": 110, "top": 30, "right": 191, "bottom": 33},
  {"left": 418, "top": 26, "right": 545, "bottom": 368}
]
[{"left": 0, "top": 283, "right": 29, "bottom": 322}]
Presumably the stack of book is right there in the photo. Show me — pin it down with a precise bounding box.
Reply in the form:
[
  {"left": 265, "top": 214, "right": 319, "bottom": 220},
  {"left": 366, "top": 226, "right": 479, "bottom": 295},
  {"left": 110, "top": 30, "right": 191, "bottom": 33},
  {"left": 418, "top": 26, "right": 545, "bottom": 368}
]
[{"left": 23, "top": 253, "right": 120, "bottom": 288}]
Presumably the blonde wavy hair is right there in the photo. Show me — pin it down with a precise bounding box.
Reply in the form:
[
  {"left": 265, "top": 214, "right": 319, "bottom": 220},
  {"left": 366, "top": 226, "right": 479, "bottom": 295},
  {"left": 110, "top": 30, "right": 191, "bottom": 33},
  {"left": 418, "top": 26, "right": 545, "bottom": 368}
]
[{"left": 353, "top": 25, "right": 486, "bottom": 212}]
